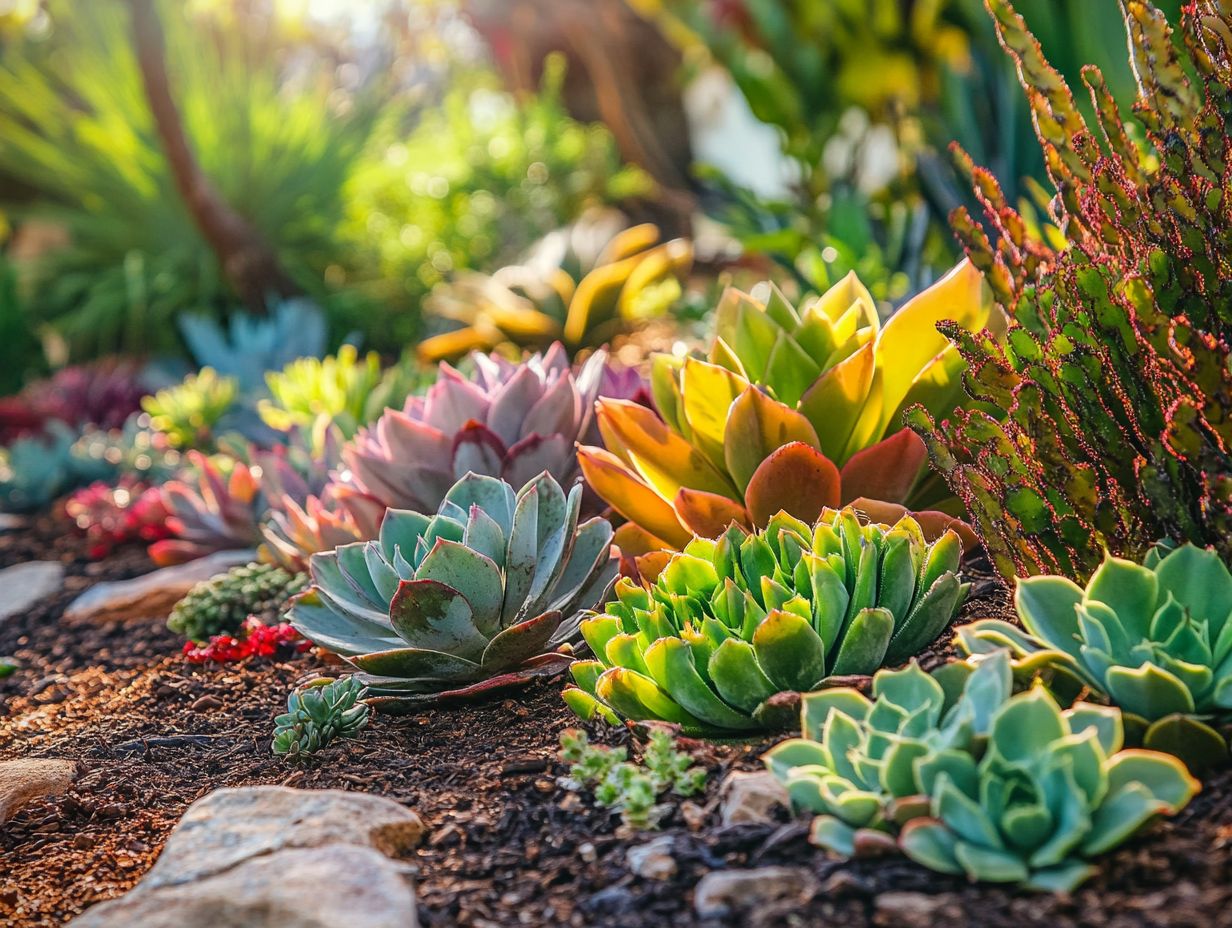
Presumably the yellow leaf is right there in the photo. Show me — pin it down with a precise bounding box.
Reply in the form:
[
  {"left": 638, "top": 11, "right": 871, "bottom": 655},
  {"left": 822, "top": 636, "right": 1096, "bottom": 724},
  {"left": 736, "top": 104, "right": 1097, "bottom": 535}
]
[
  {"left": 680, "top": 358, "right": 751, "bottom": 471},
  {"left": 577, "top": 445, "right": 693, "bottom": 549},
  {"left": 797, "top": 342, "right": 875, "bottom": 463},
  {"left": 723, "top": 386, "right": 821, "bottom": 493}
]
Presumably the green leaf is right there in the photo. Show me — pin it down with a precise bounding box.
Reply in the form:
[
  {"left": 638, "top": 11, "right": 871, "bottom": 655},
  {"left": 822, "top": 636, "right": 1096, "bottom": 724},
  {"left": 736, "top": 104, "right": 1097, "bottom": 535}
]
[
  {"left": 899, "top": 819, "right": 964, "bottom": 875},
  {"left": 763, "top": 737, "right": 829, "bottom": 782},
  {"left": 644, "top": 637, "right": 754, "bottom": 730},
  {"left": 1085, "top": 555, "right": 1159, "bottom": 640},
  {"left": 800, "top": 687, "right": 871, "bottom": 741},
  {"left": 414, "top": 540, "right": 505, "bottom": 635},
  {"left": 935, "top": 774, "right": 1005, "bottom": 850},
  {"left": 953, "top": 840, "right": 1029, "bottom": 883},
  {"left": 595, "top": 666, "right": 702, "bottom": 727},
  {"left": 1081, "top": 782, "right": 1170, "bottom": 856},
  {"left": 388, "top": 579, "right": 488, "bottom": 659},
  {"left": 481, "top": 610, "right": 562, "bottom": 669},
  {"left": 989, "top": 686, "right": 1067, "bottom": 764},
  {"left": 1015, "top": 575, "right": 1085, "bottom": 661},
  {"left": 1104, "top": 749, "right": 1199, "bottom": 812},
  {"left": 1103, "top": 663, "right": 1196, "bottom": 720},
  {"left": 1153, "top": 544, "right": 1232, "bottom": 638},
  {"left": 708, "top": 638, "right": 779, "bottom": 714},
  {"left": 752, "top": 609, "right": 829, "bottom": 692},
  {"left": 830, "top": 607, "right": 895, "bottom": 676},
  {"left": 810, "top": 816, "right": 857, "bottom": 856}
]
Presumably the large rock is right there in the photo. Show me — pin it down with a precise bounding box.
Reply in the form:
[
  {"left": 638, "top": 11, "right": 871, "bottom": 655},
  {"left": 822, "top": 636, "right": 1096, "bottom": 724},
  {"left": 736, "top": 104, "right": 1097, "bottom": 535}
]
[
  {"left": 142, "top": 786, "right": 426, "bottom": 888},
  {"left": 0, "top": 561, "right": 65, "bottom": 624},
  {"left": 72, "top": 845, "right": 418, "bottom": 928},
  {"left": 70, "top": 787, "right": 426, "bottom": 928},
  {"left": 693, "top": 866, "right": 819, "bottom": 919},
  {"left": 63, "top": 550, "right": 255, "bottom": 623},
  {"left": 0, "top": 758, "right": 77, "bottom": 824}
]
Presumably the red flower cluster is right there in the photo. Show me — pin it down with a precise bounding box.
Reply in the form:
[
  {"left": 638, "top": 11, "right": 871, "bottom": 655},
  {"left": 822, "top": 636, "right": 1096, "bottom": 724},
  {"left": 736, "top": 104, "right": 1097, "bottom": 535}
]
[
  {"left": 65, "top": 478, "right": 173, "bottom": 559},
  {"left": 181, "top": 619, "right": 309, "bottom": 665}
]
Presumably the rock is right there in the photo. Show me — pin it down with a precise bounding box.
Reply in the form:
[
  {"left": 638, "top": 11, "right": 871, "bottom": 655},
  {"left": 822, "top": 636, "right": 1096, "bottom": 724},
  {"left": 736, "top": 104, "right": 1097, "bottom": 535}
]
[
  {"left": 693, "top": 866, "right": 818, "bottom": 919},
  {"left": 0, "top": 513, "right": 26, "bottom": 533},
  {"left": 72, "top": 844, "right": 418, "bottom": 928},
  {"left": 63, "top": 550, "right": 255, "bottom": 623},
  {"left": 873, "top": 891, "right": 959, "bottom": 927},
  {"left": 719, "top": 769, "right": 789, "bottom": 826},
  {"left": 142, "top": 786, "right": 425, "bottom": 888},
  {"left": 0, "top": 561, "right": 65, "bottom": 624},
  {"left": 626, "top": 835, "right": 678, "bottom": 880},
  {"left": 0, "top": 758, "right": 77, "bottom": 824},
  {"left": 69, "top": 787, "right": 426, "bottom": 928}
]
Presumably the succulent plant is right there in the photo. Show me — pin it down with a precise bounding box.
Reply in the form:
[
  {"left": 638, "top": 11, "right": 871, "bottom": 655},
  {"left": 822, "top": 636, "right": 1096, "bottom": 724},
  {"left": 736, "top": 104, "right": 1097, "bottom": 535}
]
[
  {"left": 0, "top": 422, "right": 116, "bottom": 513},
  {"left": 142, "top": 368, "right": 240, "bottom": 451},
  {"left": 327, "top": 343, "right": 629, "bottom": 520},
  {"left": 271, "top": 676, "right": 370, "bottom": 762},
  {"left": 958, "top": 544, "right": 1232, "bottom": 770},
  {"left": 765, "top": 652, "right": 1200, "bottom": 891},
  {"left": 578, "top": 261, "right": 994, "bottom": 552},
  {"left": 910, "top": 0, "right": 1232, "bottom": 580},
  {"left": 564, "top": 507, "right": 967, "bottom": 735},
  {"left": 179, "top": 297, "right": 328, "bottom": 392},
  {"left": 259, "top": 345, "right": 427, "bottom": 440},
  {"left": 288, "top": 471, "right": 618, "bottom": 710},
  {"left": 6, "top": 359, "right": 149, "bottom": 442},
  {"left": 420, "top": 209, "right": 693, "bottom": 361},
  {"left": 168, "top": 561, "right": 308, "bottom": 643},
  {"left": 65, "top": 477, "right": 172, "bottom": 559}
]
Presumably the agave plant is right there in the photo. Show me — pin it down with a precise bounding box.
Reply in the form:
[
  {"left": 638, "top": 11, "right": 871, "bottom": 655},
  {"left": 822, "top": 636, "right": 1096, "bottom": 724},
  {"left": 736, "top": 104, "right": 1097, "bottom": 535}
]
[
  {"left": 958, "top": 545, "right": 1232, "bottom": 770},
  {"left": 420, "top": 209, "right": 693, "bottom": 360},
  {"left": 327, "top": 343, "right": 638, "bottom": 521},
  {"left": 288, "top": 471, "right": 618, "bottom": 710},
  {"left": 564, "top": 507, "right": 967, "bottom": 735},
  {"left": 765, "top": 652, "right": 1199, "bottom": 891},
  {"left": 578, "top": 261, "right": 995, "bottom": 552}
]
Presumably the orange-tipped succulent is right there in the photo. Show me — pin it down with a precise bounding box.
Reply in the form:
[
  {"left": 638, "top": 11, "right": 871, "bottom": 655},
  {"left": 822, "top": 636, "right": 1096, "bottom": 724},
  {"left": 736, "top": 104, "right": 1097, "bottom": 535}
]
[{"left": 578, "top": 260, "right": 999, "bottom": 552}]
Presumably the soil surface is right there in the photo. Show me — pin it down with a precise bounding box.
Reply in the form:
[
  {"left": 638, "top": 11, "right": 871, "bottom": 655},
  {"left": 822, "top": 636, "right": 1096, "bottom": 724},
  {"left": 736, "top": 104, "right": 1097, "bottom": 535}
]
[{"left": 2, "top": 511, "right": 1231, "bottom": 928}]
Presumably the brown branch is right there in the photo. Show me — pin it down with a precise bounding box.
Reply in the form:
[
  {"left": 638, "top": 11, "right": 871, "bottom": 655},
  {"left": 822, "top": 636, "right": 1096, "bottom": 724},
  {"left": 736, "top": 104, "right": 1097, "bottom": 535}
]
[{"left": 128, "top": 0, "right": 298, "bottom": 312}]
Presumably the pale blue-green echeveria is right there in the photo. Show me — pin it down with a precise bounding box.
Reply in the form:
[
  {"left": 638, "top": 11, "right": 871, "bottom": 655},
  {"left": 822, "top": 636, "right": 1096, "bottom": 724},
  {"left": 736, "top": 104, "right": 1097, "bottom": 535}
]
[
  {"left": 765, "top": 652, "right": 1199, "bottom": 891},
  {"left": 287, "top": 471, "right": 618, "bottom": 710},
  {"left": 564, "top": 507, "right": 968, "bottom": 735},
  {"left": 957, "top": 544, "right": 1232, "bottom": 770}
]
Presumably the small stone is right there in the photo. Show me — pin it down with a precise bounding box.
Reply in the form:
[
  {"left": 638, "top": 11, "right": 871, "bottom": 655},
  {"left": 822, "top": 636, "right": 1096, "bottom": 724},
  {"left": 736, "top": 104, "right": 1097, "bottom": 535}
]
[
  {"left": 0, "top": 758, "right": 77, "bottom": 824},
  {"left": 0, "top": 561, "right": 65, "bottom": 625},
  {"left": 693, "top": 866, "right": 818, "bottom": 919},
  {"left": 719, "top": 770, "right": 789, "bottom": 826},
  {"left": 680, "top": 800, "right": 707, "bottom": 831},
  {"left": 578, "top": 842, "right": 597, "bottom": 863},
  {"left": 626, "top": 835, "right": 678, "bottom": 881},
  {"left": 64, "top": 550, "right": 255, "bottom": 623},
  {"left": 873, "top": 892, "right": 958, "bottom": 927},
  {"left": 189, "top": 695, "right": 223, "bottom": 712},
  {"left": 71, "top": 844, "right": 418, "bottom": 928}
]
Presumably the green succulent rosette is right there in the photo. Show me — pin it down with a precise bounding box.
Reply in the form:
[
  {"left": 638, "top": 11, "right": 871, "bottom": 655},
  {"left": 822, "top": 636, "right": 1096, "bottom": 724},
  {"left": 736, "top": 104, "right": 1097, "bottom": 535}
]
[
  {"left": 765, "top": 652, "right": 1200, "bottom": 892},
  {"left": 564, "top": 507, "right": 968, "bottom": 735},
  {"left": 957, "top": 544, "right": 1232, "bottom": 770},
  {"left": 288, "top": 471, "right": 618, "bottom": 710}
]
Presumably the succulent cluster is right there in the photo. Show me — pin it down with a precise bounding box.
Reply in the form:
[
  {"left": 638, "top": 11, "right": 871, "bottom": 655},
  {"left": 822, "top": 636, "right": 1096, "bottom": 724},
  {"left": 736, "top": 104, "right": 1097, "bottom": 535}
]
[
  {"left": 142, "top": 368, "right": 239, "bottom": 451},
  {"left": 168, "top": 562, "right": 308, "bottom": 644},
  {"left": 559, "top": 727, "right": 707, "bottom": 828},
  {"left": 910, "top": 0, "right": 1232, "bottom": 579},
  {"left": 288, "top": 471, "right": 618, "bottom": 710},
  {"left": 421, "top": 209, "right": 692, "bottom": 360},
  {"left": 271, "top": 676, "right": 370, "bottom": 762},
  {"left": 65, "top": 478, "right": 172, "bottom": 559},
  {"left": 766, "top": 652, "right": 1199, "bottom": 891},
  {"left": 327, "top": 343, "right": 639, "bottom": 521},
  {"left": 959, "top": 545, "right": 1232, "bottom": 771},
  {"left": 565, "top": 507, "right": 967, "bottom": 735},
  {"left": 258, "top": 345, "right": 425, "bottom": 439},
  {"left": 579, "top": 262, "right": 991, "bottom": 552},
  {"left": 0, "top": 423, "right": 117, "bottom": 513},
  {"left": 2, "top": 360, "right": 148, "bottom": 442}
]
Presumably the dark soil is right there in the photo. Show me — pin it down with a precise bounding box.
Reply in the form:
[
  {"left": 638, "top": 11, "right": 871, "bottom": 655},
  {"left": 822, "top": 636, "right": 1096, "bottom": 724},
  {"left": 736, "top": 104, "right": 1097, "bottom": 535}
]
[{"left": 2, "top": 512, "right": 1230, "bottom": 928}]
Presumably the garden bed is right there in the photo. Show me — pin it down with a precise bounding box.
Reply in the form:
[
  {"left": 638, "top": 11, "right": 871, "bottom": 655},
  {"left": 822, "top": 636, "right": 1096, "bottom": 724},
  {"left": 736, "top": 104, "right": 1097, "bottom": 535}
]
[{"left": 2, "top": 515, "right": 1230, "bottom": 928}]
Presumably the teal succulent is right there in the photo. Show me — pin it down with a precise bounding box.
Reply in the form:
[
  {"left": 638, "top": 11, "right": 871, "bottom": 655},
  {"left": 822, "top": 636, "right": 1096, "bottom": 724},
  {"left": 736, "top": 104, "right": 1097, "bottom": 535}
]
[
  {"left": 271, "top": 676, "right": 370, "bottom": 762},
  {"left": 287, "top": 471, "right": 618, "bottom": 710},
  {"left": 765, "top": 652, "right": 1200, "bottom": 891},
  {"left": 0, "top": 422, "right": 115, "bottom": 513},
  {"left": 564, "top": 508, "right": 968, "bottom": 735},
  {"left": 958, "top": 545, "right": 1232, "bottom": 770}
]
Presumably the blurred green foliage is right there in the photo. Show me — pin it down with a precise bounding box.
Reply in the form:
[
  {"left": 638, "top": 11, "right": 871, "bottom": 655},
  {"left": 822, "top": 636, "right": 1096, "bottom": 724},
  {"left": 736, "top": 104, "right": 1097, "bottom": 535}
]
[
  {"left": 0, "top": 3, "right": 647, "bottom": 368},
  {"left": 341, "top": 53, "right": 653, "bottom": 348},
  {"left": 638, "top": 0, "right": 1181, "bottom": 296}
]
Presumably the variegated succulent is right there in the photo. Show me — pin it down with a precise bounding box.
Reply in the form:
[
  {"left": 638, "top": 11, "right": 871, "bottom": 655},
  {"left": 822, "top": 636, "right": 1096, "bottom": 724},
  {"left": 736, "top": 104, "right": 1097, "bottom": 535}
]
[
  {"left": 327, "top": 343, "right": 639, "bottom": 522},
  {"left": 287, "top": 471, "right": 618, "bottom": 710},
  {"left": 958, "top": 544, "right": 1232, "bottom": 771},
  {"left": 564, "top": 507, "right": 967, "bottom": 735},
  {"left": 765, "top": 652, "right": 1200, "bottom": 891},
  {"left": 578, "top": 261, "right": 995, "bottom": 553}
]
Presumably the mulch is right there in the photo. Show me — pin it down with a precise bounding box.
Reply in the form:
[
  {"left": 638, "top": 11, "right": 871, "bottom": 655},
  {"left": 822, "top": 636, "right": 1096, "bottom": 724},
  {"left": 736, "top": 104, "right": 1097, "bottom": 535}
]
[{"left": 2, "top": 510, "right": 1231, "bottom": 928}]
